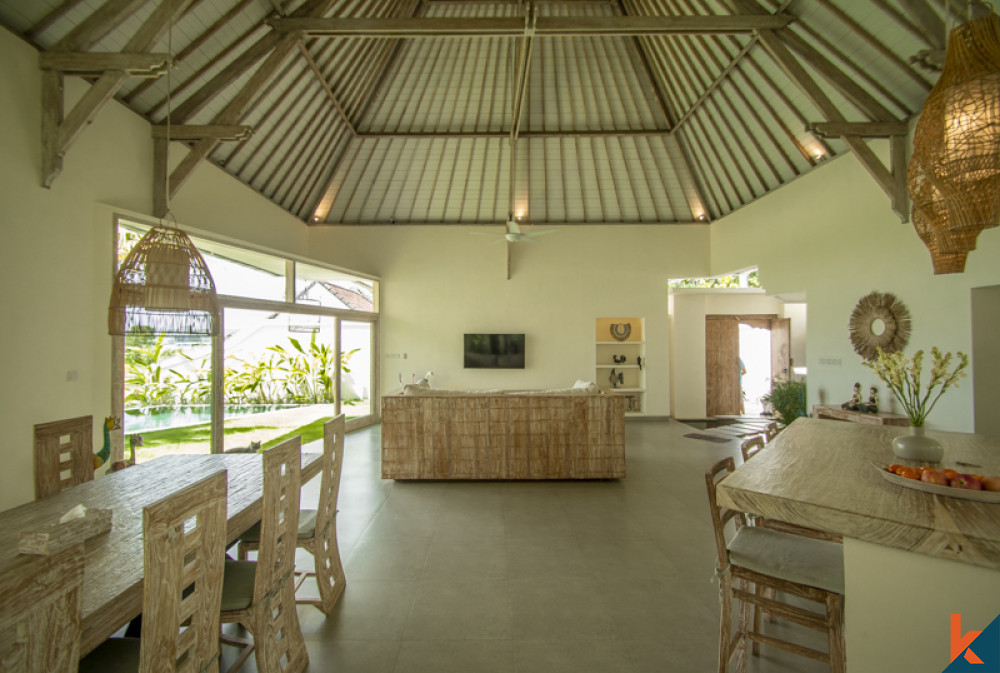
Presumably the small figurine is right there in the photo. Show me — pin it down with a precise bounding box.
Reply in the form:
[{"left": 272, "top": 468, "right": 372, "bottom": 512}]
[
  {"left": 841, "top": 382, "right": 862, "bottom": 411},
  {"left": 860, "top": 386, "right": 879, "bottom": 414}
]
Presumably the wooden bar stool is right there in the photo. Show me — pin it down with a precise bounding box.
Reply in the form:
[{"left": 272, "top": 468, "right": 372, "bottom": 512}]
[
  {"left": 238, "top": 415, "right": 347, "bottom": 613},
  {"left": 706, "top": 457, "right": 845, "bottom": 673},
  {"left": 33, "top": 415, "right": 93, "bottom": 499},
  {"left": 221, "top": 437, "right": 308, "bottom": 673},
  {"left": 740, "top": 435, "right": 764, "bottom": 463},
  {"left": 78, "top": 470, "right": 228, "bottom": 673},
  {"left": 0, "top": 543, "right": 85, "bottom": 673}
]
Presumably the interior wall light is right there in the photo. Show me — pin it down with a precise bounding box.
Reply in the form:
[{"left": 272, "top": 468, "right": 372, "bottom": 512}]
[
  {"left": 907, "top": 2, "right": 1000, "bottom": 273},
  {"left": 108, "top": 2, "right": 219, "bottom": 335}
]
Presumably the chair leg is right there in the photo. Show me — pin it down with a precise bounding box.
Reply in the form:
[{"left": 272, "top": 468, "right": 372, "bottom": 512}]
[
  {"left": 255, "top": 581, "right": 309, "bottom": 673},
  {"left": 751, "top": 582, "right": 762, "bottom": 656},
  {"left": 718, "top": 572, "right": 733, "bottom": 673},
  {"left": 300, "top": 529, "right": 346, "bottom": 614},
  {"left": 826, "top": 592, "right": 846, "bottom": 673},
  {"left": 734, "top": 579, "right": 752, "bottom": 673}
]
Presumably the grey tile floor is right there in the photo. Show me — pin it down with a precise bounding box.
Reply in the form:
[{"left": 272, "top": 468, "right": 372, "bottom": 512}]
[{"left": 222, "top": 419, "right": 830, "bottom": 673}]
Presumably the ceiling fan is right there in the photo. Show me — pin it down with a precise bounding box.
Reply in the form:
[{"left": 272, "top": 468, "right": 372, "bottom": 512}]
[{"left": 472, "top": 219, "right": 557, "bottom": 279}]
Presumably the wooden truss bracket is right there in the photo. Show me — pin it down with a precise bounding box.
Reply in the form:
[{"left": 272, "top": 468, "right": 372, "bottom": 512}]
[
  {"left": 152, "top": 125, "right": 254, "bottom": 216},
  {"left": 807, "top": 121, "right": 910, "bottom": 222},
  {"left": 39, "top": 52, "right": 169, "bottom": 77}
]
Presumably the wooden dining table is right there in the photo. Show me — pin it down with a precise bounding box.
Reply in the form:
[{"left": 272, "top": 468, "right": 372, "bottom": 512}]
[
  {"left": 717, "top": 418, "right": 1000, "bottom": 673},
  {"left": 0, "top": 451, "right": 323, "bottom": 656}
]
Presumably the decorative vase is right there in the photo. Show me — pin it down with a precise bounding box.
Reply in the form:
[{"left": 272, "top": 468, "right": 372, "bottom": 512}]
[{"left": 892, "top": 425, "right": 944, "bottom": 463}]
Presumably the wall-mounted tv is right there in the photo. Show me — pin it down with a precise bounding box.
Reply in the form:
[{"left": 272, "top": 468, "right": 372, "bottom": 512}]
[{"left": 464, "top": 333, "right": 525, "bottom": 369}]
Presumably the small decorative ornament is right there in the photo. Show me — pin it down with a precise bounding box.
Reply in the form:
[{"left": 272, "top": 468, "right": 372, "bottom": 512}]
[
  {"left": 848, "top": 292, "right": 911, "bottom": 361},
  {"left": 864, "top": 346, "right": 969, "bottom": 462},
  {"left": 610, "top": 323, "right": 631, "bottom": 341}
]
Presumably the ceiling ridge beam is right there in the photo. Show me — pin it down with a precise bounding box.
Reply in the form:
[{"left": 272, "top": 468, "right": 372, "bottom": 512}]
[{"left": 269, "top": 14, "right": 795, "bottom": 38}]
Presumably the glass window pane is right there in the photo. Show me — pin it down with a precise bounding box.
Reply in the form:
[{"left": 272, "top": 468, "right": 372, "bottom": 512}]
[
  {"left": 123, "top": 333, "right": 213, "bottom": 462},
  {"left": 222, "top": 308, "right": 339, "bottom": 452},
  {"left": 295, "top": 262, "right": 376, "bottom": 311},
  {"left": 342, "top": 321, "right": 372, "bottom": 419}
]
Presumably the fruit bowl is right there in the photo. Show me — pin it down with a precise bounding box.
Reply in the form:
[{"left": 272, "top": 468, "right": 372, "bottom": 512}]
[{"left": 875, "top": 464, "right": 1000, "bottom": 503}]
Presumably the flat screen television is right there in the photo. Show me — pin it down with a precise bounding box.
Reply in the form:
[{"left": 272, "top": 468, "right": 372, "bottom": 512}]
[{"left": 464, "top": 333, "right": 525, "bottom": 369}]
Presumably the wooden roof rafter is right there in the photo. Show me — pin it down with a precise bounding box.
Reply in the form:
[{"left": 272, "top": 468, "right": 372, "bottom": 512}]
[{"left": 40, "top": 0, "right": 198, "bottom": 188}]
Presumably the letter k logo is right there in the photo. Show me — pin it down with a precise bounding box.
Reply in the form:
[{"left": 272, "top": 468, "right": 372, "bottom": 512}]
[{"left": 943, "top": 614, "right": 1000, "bottom": 672}]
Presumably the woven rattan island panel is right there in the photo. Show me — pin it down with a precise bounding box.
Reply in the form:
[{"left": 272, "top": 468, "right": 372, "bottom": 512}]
[{"left": 381, "top": 393, "right": 625, "bottom": 480}]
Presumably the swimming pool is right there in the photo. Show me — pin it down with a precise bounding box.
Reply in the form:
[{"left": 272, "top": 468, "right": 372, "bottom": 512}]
[{"left": 124, "top": 404, "right": 306, "bottom": 433}]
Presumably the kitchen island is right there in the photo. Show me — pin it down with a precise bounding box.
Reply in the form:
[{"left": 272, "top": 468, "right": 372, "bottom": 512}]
[{"left": 717, "top": 418, "right": 1000, "bottom": 673}]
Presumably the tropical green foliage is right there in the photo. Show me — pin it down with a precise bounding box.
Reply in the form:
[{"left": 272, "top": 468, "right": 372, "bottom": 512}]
[
  {"left": 124, "top": 334, "right": 361, "bottom": 411},
  {"left": 762, "top": 379, "right": 807, "bottom": 426},
  {"left": 669, "top": 270, "right": 760, "bottom": 289}
]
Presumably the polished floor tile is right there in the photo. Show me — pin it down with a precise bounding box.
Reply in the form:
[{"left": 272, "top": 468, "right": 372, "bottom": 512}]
[{"left": 276, "top": 419, "right": 830, "bottom": 672}]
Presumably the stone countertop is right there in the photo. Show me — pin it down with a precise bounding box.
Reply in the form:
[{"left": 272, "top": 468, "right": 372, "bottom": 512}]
[{"left": 717, "top": 417, "right": 1000, "bottom": 570}]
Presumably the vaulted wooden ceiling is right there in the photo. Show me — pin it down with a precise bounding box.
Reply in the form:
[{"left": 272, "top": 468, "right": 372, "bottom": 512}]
[{"left": 2, "top": 0, "right": 986, "bottom": 226}]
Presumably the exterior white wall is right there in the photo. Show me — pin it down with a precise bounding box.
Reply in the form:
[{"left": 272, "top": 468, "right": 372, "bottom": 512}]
[{"left": 710, "top": 150, "right": 1000, "bottom": 432}]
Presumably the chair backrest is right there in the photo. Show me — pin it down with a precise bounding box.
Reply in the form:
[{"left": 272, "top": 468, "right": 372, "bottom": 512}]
[
  {"left": 314, "top": 414, "right": 346, "bottom": 542},
  {"left": 0, "top": 544, "right": 85, "bottom": 673},
  {"left": 764, "top": 421, "right": 779, "bottom": 442},
  {"left": 141, "top": 470, "right": 227, "bottom": 673},
  {"left": 34, "top": 415, "right": 94, "bottom": 499},
  {"left": 704, "top": 457, "right": 747, "bottom": 573},
  {"left": 254, "top": 436, "right": 302, "bottom": 605},
  {"left": 740, "top": 435, "right": 764, "bottom": 463}
]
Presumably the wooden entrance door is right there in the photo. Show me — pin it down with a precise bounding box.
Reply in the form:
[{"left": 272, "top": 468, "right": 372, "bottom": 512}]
[{"left": 705, "top": 317, "right": 740, "bottom": 416}]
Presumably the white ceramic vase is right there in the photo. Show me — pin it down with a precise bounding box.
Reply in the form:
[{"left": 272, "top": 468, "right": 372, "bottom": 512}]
[{"left": 892, "top": 425, "right": 944, "bottom": 463}]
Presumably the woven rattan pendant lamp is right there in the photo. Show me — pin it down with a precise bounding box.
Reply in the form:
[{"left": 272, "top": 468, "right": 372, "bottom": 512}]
[
  {"left": 108, "top": 3, "right": 219, "bottom": 336},
  {"left": 907, "top": 2, "right": 1000, "bottom": 274}
]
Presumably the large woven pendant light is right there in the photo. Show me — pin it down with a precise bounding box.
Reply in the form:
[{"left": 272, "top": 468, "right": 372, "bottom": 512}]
[
  {"left": 108, "top": 2, "right": 219, "bottom": 336},
  {"left": 907, "top": 3, "right": 1000, "bottom": 274}
]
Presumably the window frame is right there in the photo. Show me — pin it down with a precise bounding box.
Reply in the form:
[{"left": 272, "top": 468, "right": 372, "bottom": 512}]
[{"left": 111, "top": 215, "right": 380, "bottom": 460}]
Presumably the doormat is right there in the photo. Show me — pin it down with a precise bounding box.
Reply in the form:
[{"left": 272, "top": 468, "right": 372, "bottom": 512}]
[{"left": 684, "top": 433, "right": 732, "bottom": 444}]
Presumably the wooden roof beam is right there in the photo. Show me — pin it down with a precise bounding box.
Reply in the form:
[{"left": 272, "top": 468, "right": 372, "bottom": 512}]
[
  {"left": 39, "top": 52, "right": 169, "bottom": 77},
  {"left": 758, "top": 30, "right": 909, "bottom": 222},
  {"left": 296, "top": 40, "right": 357, "bottom": 136},
  {"left": 40, "top": 0, "right": 197, "bottom": 188},
  {"left": 151, "top": 124, "right": 254, "bottom": 140},
  {"left": 269, "top": 14, "right": 795, "bottom": 38},
  {"left": 162, "top": 0, "right": 342, "bottom": 216},
  {"left": 807, "top": 121, "right": 908, "bottom": 138}
]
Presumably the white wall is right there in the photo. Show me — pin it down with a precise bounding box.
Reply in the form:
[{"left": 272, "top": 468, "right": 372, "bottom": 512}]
[
  {"left": 310, "top": 224, "right": 710, "bottom": 411},
  {"left": 710, "top": 149, "right": 1000, "bottom": 431},
  {"left": 972, "top": 285, "right": 1000, "bottom": 437}
]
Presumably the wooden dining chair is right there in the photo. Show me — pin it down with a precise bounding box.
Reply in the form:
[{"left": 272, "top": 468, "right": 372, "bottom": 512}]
[
  {"left": 221, "top": 437, "right": 308, "bottom": 673},
  {"left": 0, "top": 543, "right": 85, "bottom": 673},
  {"left": 33, "top": 415, "right": 93, "bottom": 499},
  {"left": 764, "top": 421, "right": 779, "bottom": 443},
  {"left": 706, "top": 457, "right": 845, "bottom": 673},
  {"left": 78, "top": 469, "right": 228, "bottom": 673},
  {"left": 238, "top": 414, "right": 347, "bottom": 613}
]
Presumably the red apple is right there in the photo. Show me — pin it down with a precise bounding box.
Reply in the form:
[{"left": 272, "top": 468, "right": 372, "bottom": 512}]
[
  {"left": 950, "top": 474, "right": 983, "bottom": 490},
  {"left": 921, "top": 469, "right": 949, "bottom": 486},
  {"left": 981, "top": 475, "right": 1000, "bottom": 492}
]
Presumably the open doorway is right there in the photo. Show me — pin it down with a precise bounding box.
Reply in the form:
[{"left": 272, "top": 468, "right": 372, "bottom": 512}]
[{"left": 739, "top": 323, "right": 771, "bottom": 416}]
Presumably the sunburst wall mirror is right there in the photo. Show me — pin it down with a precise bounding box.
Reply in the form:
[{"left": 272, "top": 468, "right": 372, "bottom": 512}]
[{"left": 849, "top": 292, "right": 912, "bottom": 361}]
